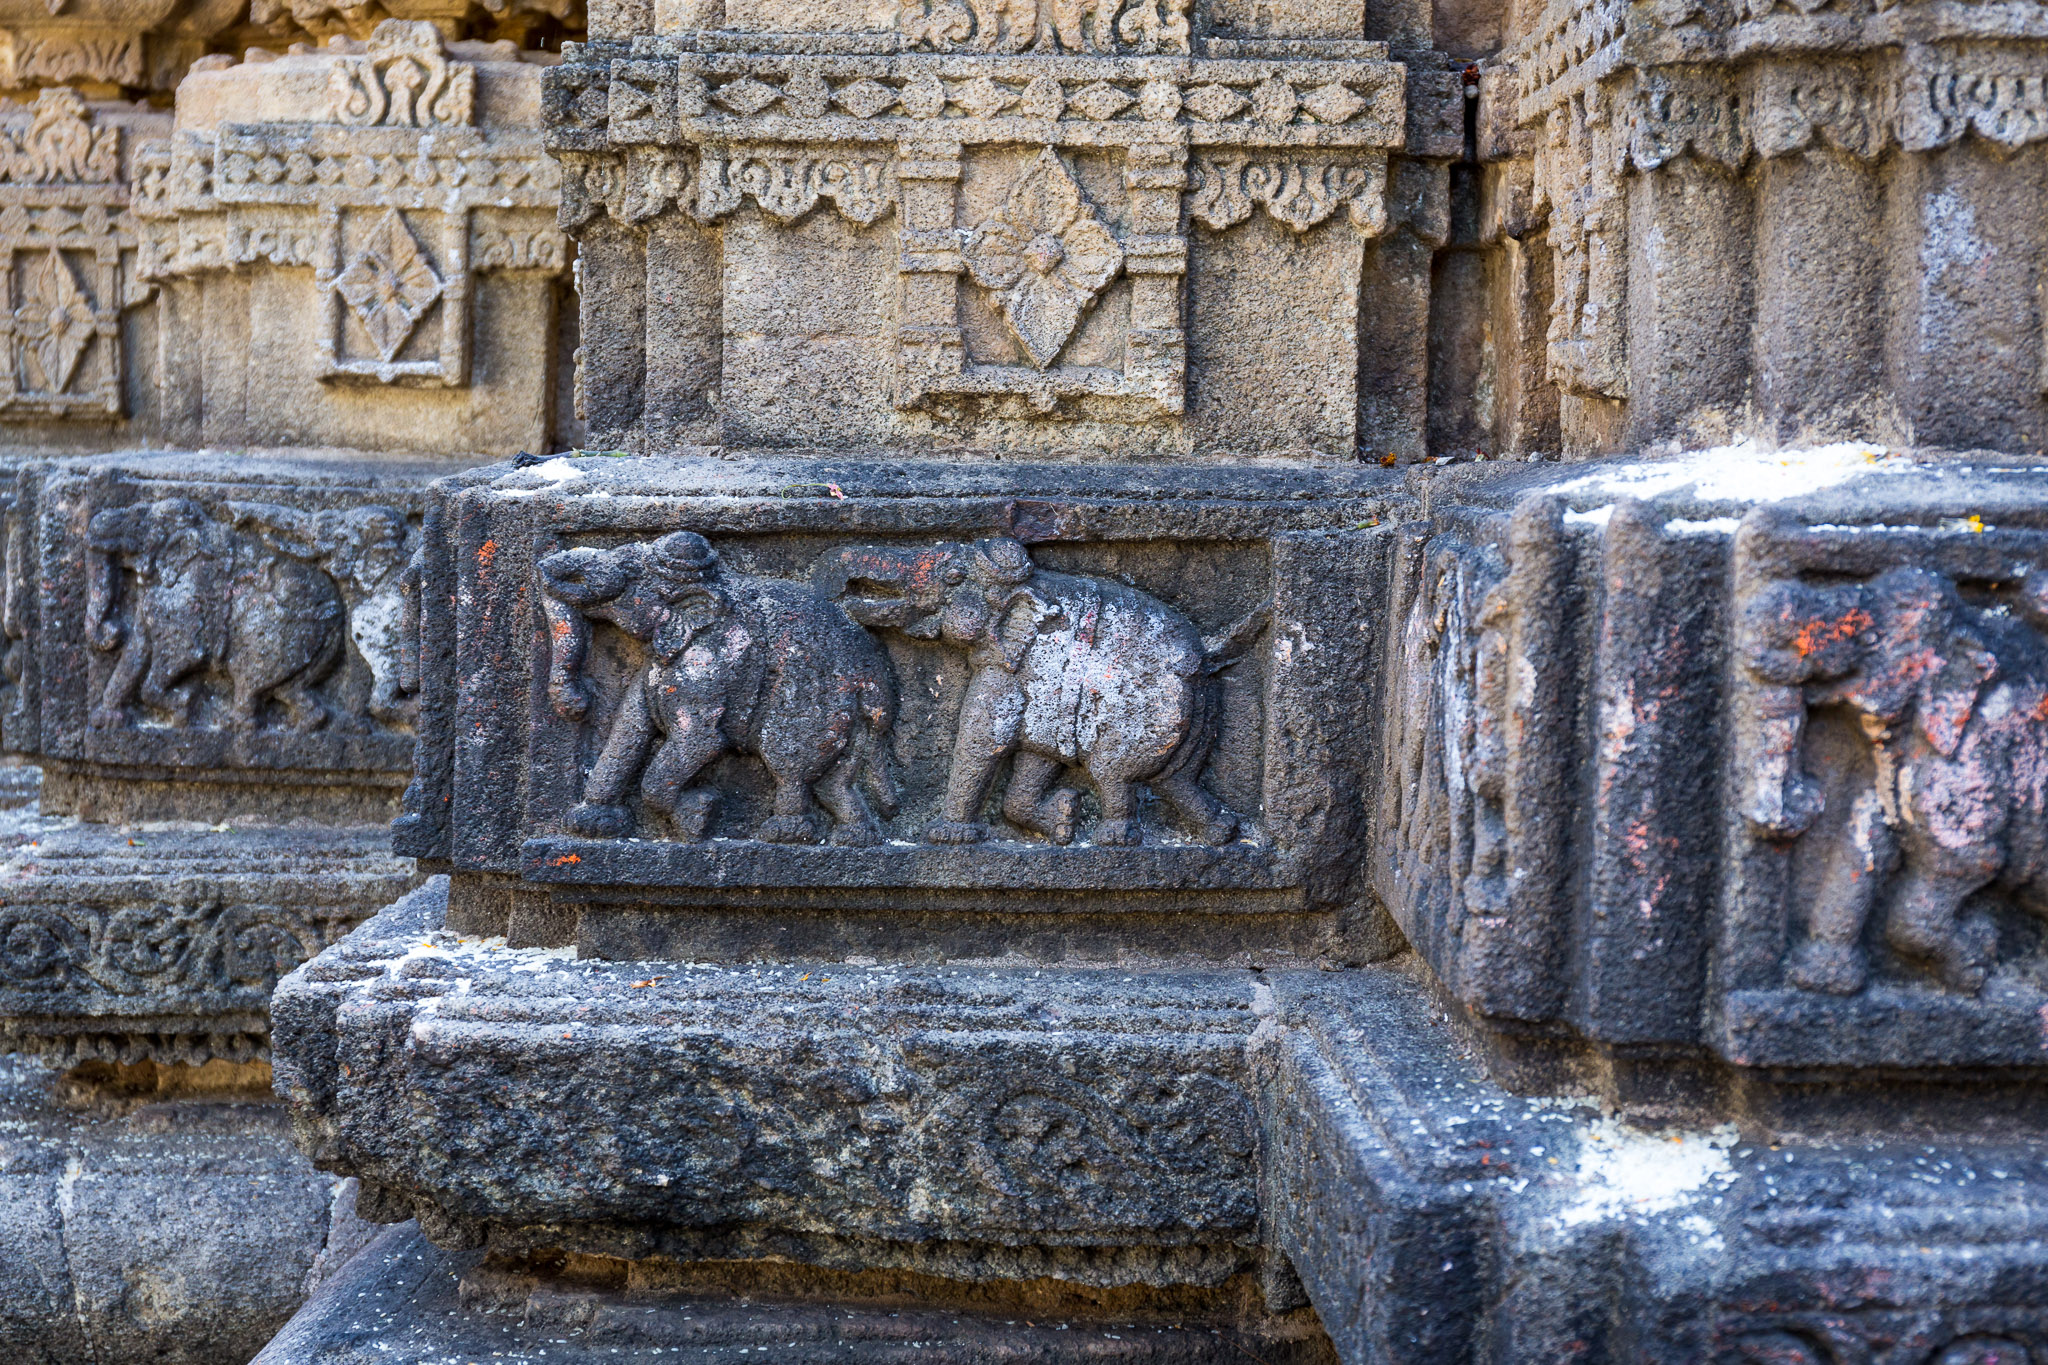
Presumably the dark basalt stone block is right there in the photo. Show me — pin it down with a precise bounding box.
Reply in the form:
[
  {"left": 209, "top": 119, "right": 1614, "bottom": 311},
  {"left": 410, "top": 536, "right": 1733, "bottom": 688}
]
[
  {"left": 1378, "top": 452, "right": 2048, "bottom": 1072},
  {"left": 252, "top": 1222, "right": 1341, "bottom": 1365},
  {"left": 1262, "top": 963, "right": 2048, "bottom": 1364},
  {"left": 0, "top": 817, "right": 413, "bottom": 1065},
  {"left": 3, "top": 449, "right": 447, "bottom": 820},
  {"left": 397, "top": 454, "right": 1405, "bottom": 952},
  {"left": 275, "top": 879, "right": 1268, "bottom": 1283}
]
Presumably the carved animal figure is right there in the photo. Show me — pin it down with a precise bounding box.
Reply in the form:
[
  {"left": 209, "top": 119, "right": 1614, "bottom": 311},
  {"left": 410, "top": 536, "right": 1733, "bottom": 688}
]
[
  {"left": 1742, "top": 566, "right": 2048, "bottom": 995},
  {"left": 816, "top": 538, "right": 1265, "bottom": 847},
  {"left": 228, "top": 502, "right": 415, "bottom": 724},
  {"left": 540, "top": 532, "right": 900, "bottom": 845},
  {"left": 86, "top": 498, "right": 347, "bottom": 732}
]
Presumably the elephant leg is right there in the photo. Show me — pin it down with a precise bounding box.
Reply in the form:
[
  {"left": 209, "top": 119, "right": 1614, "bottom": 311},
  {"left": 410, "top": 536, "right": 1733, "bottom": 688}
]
[
  {"left": 92, "top": 639, "right": 149, "bottom": 729},
  {"left": 756, "top": 757, "right": 826, "bottom": 846},
  {"left": 1001, "top": 752, "right": 1078, "bottom": 845},
  {"left": 927, "top": 668, "right": 1024, "bottom": 845},
  {"left": 1787, "top": 788, "right": 1892, "bottom": 995},
  {"left": 641, "top": 717, "right": 727, "bottom": 842},
  {"left": 142, "top": 648, "right": 204, "bottom": 728},
  {"left": 1093, "top": 772, "right": 1142, "bottom": 847},
  {"left": 1886, "top": 859, "right": 1998, "bottom": 994},
  {"left": 815, "top": 752, "right": 882, "bottom": 847},
  {"left": 569, "top": 676, "right": 660, "bottom": 838},
  {"left": 1152, "top": 768, "right": 1238, "bottom": 847}
]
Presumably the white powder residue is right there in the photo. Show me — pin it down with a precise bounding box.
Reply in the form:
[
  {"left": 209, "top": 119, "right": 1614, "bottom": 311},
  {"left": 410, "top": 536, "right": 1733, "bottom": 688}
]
[
  {"left": 387, "top": 934, "right": 579, "bottom": 978},
  {"left": 1563, "top": 506, "right": 1613, "bottom": 526},
  {"left": 1556, "top": 1119, "right": 1739, "bottom": 1228},
  {"left": 1664, "top": 517, "right": 1740, "bottom": 535},
  {"left": 1552, "top": 440, "right": 1912, "bottom": 507}
]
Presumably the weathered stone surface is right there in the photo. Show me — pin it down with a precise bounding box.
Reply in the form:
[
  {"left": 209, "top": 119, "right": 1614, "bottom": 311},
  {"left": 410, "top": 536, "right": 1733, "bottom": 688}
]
[
  {"left": 276, "top": 878, "right": 1271, "bottom": 1284},
  {"left": 4, "top": 450, "right": 445, "bottom": 817},
  {"left": 0, "top": 812, "right": 412, "bottom": 1064},
  {"left": 1261, "top": 964, "right": 2048, "bottom": 1365},
  {"left": 1380, "top": 447, "right": 2048, "bottom": 1074},
  {"left": 398, "top": 454, "right": 1400, "bottom": 945},
  {"left": 0, "top": 1051, "right": 375, "bottom": 1365},
  {"left": 0, "top": 0, "right": 237, "bottom": 97},
  {"left": 136, "top": 24, "right": 572, "bottom": 456},
  {"left": 545, "top": 25, "right": 1413, "bottom": 457},
  {"left": 1482, "top": 0, "right": 2048, "bottom": 456},
  {"left": 0, "top": 93, "right": 170, "bottom": 454},
  {"left": 253, "top": 1222, "right": 1339, "bottom": 1365}
]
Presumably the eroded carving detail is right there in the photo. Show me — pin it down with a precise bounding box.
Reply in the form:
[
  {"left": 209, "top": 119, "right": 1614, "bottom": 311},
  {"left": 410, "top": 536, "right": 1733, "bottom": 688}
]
[
  {"left": 695, "top": 145, "right": 892, "bottom": 227},
  {"left": 897, "top": 0, "right": 1191, "bottom": 56},
  {"left": 541, "top": 532, "right": 902, "bottom": 846},
  {"left": 330, "top": 20, "right": 477, "bottom": 128},
  {"left": 332, "top": 208, "right": 443, "bottom": 363},
  {"left": 963, "top": 148, "right": 1122, "bottom": 369},
  {"left": 85, "top": 497, "right": 415, "bottom": 734},
  {"left": 821, "top": 538, "right": 1262, "bottom": 847},
  {"left": 0, "top": 899, "right": 336, "bottom": 998},
  {"left": 1740, "top": 566, "right": 2048, "bottom": 996},
  {"left": 1187, "top": 156, "right": 1387, "bottom": 233}
]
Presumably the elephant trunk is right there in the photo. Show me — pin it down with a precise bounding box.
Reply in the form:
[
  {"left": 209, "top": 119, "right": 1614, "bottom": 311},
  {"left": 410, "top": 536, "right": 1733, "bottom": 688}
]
[{"left": 538, "top": 546, "right": 628, "bottom": 721}]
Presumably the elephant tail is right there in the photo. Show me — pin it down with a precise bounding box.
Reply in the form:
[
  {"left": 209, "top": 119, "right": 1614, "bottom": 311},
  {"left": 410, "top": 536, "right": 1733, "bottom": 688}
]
[
  {"left": 1201, "top": 597, "right": 1272, "bottom": 674},
  {"left": 1157, "top": 662, "right": 1222, "bottom": 787}
]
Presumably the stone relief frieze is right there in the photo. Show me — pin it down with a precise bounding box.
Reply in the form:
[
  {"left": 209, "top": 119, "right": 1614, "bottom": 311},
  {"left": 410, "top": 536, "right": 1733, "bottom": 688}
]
[
  {"left": 960, "top": 147, "right": 1122, "bottom": 368},
  {"left": 541, "top": 532, "right": 902, "bottom": 846},
  {"left": 548, "top": 42, "right": 1400, "bottom": 437},
  {"left": 1715, "top": 506, "right": 2048, "bottom": 1052},
  {"left": 0, "top": 0, "right": 239, "bottom": 95},
  {"left": 84, "top": 496, "right": 417, "bottom": 736},
  {"left": 540, "top": 531, "right": 1261, "bottom": 852},
  {"left": 1738, "top": 556, "right": 2048, "bottom": 999},
  {"left": 0, "top": 896, "right": 341, "bottom": 1001},
  {"left": 1186, "top": 154, "right": 1387, "bottom": 233},
  {"left": 819, "top": 537, "right": 1262, "bottom": 848},
  {"left": 329, "top": 19, "right": 477, "bottom": 127}
]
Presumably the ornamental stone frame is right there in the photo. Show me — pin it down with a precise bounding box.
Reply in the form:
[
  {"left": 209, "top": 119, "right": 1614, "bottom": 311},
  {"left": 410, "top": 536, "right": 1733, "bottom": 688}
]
[
  {"left": 135, "top": 22, "right": 572, "bottom": 453},
  {"left": 546, "top": 31, "right": 1406, "bottom": 456}
]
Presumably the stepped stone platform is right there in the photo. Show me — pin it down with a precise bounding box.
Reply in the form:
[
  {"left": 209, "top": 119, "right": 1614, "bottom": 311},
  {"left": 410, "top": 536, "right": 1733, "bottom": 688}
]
[{"left": 270, "top": 876, "right": 2048, "bottom": 1364}]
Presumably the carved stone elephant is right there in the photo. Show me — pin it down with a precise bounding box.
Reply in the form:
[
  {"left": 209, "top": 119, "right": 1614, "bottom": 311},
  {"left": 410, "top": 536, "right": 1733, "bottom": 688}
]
[
  {"left": 229, "top": 501, "right": 415, "bottom": 724},
  {"left": 816, "top": 537, "right": 1265, "bottom": 847},
  {"left": 540, "top": 531, "right": 900, "bottom": 845},
  {"left": 86, "top": 497, "right": 346, "bottom": 732},
  {"left": 1741, "top": 565, "right": 2048, "bottom": 994}
]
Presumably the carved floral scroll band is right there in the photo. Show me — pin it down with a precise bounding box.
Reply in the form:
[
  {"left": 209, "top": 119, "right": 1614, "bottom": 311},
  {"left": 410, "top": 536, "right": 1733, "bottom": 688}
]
[{"left": 1188, "top": 157, "right": 1388, "bottom": 234}]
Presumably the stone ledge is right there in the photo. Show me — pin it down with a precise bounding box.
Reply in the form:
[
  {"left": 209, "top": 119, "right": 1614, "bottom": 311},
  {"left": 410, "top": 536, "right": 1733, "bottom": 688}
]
[{"left": 252, "top": 1222, "right": 1339, "bottom": 1365}]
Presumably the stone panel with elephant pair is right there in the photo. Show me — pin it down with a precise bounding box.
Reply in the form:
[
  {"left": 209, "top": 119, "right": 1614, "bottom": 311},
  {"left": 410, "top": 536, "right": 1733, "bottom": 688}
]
[
  {"left": 1, "top": 451, "right": 451, "bottom": 818},
  {"left": 396, "top": 453, "right": 1399, "bottom": 938},
  {"left": 1377, "top": 451, "right": 2048, "bottom": 1075}
]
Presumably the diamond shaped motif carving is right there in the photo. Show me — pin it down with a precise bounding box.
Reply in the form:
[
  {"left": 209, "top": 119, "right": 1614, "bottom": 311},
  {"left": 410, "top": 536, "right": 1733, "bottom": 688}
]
[
  {"left": 715, "top": 77, "right": 781, "bottom": 117},
  {"left": 1300, "top": 82, "right": 1365, "bottom": 125},
  {"left": 333, "top": 210, "right": 442, "bottom": 363},
  {"left": 1251, "top": 75, "right": 1298, "bottom": 124},
  {"left": 15, "top": 246, "right": 92, "bottom": 393},
  {"left": 952, "top": 75, "right": 1015, "bottom": 120},
  {"left": 962, "top": 148, "right": 1124, "bottom": 369},
  {"left": 1068, "top": 82, "right": 1134, "bottom": 121},
  {"left": 1182, "top": 83, "right": 1249, "bottom": 122},
  {"left": 834, "top": 79, "right": 898, "bottom": 118}
]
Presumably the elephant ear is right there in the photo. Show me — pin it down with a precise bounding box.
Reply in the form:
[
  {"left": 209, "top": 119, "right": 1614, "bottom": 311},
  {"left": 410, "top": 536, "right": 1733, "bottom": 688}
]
[
  {"left": 1916, "top": 631, "right": 1999, "bottom": 758},
  {"left": 652, "top": 586, "right": 729, "bottom": 663}
]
